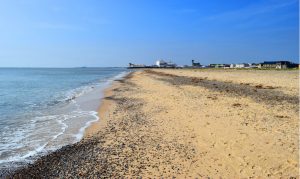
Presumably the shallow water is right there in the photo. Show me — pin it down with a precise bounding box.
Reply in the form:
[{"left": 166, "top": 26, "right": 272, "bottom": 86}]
[{"left": 0, "top": 67, "right": 128, "bottom": 169}]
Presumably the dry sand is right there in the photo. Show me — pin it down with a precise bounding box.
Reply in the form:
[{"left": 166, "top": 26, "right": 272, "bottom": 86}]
[{"left": 11, "top": 69, "right": 299, "bottom": 178}]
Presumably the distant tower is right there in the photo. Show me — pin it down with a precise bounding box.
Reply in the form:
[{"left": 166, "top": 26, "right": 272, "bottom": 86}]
[{"left": 192, "top": 60, "right": 201, "bottom": 67}]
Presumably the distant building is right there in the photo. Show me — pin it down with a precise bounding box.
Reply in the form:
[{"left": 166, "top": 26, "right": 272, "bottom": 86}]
[
  {"left": 209, "top": 64, "right": 221, "bottom": 68},
  {"left": 249, "top": 63, "right": 258, "bottom": 68},
  {"left": 235, "top": 63, "right": 250, "bottom": 68},
  {"left": 156, "top": 60, "right": 177, "bottom": 68},
  {"left": 258, "top": 61, "right": 298, "bottom": 69},
  {"left": 156, "top": 60, "right": 167, "bottom": 67},
  {"left": 192, "top": 60, "right": 201, "bottom": 67},
  {"left": 128, "top": 63, "right": 146, "bottom": 68},
  {"left": 230, "top": 63, "right": 258, "bottom": 68},
  {"left": 209, "top": 64, "right": 230, "bottom": 68}
]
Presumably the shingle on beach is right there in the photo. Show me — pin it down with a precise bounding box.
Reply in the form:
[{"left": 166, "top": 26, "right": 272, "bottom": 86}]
[{"left": 9, "top": 69, "right": 299, "bottom": 178}]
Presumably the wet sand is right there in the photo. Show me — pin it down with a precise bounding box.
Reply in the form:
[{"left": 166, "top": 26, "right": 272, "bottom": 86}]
[{"left": 10, "top": 69, "right": 299, "bottom": 178}]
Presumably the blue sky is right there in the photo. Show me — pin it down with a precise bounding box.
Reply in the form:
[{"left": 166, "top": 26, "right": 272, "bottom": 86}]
[{"left": 0, "top": 0, "right": 298, "bottom": 67}]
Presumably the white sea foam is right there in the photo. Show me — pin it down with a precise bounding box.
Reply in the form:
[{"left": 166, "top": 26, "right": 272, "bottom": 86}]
[
  {"left": 74, "top": 111, "right": 99, "bottom": 141},
  {"left": 0, "top": 70, "right": 129, "bottom": 169},
  {"left": 53, "top": 117, "right": 68, "bottom": 140}
]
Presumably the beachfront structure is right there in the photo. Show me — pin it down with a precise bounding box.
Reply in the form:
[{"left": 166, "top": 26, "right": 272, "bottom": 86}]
[
  {"left": 128, "top": 63, "right": 146, "bottom": 68},
  {"left": 192, "top": 60, "right": 201, "bottom": 67},
  {"left": 156, "top": 60, "right": 177, "bottom": 68},
  {"left": 235, "top": 63, "right": 250, "bottom": 68},
  {"left": 230, "top": 63, "right": 258, "bottom": 68},
  {"left": 258, "top": 61, "right": 298, "bottom": 69},
  {"left": 209, "top": 64, "right": 230, "bottom": 68},
  {"left": 249, "top": 63, "right": 258, "bottom": 68}
]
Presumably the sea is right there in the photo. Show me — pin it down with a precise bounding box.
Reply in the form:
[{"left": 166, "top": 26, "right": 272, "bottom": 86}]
[{"left": 0, "top": 67, "right": 128, "bottom": 171}]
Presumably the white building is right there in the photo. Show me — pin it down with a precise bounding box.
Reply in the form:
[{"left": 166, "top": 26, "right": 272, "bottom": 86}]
[
  {"left": 156, "top": 60, "right": 176, "bottom": 68},
  {"left": 235, "top": 63, "right": 250, "bottom": 68},
  {"left": 156, "top": 60, "right": 167, "bottom": 67}
]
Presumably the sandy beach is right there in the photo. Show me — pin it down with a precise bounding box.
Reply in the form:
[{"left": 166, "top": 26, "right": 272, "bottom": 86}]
[{"left": 11, "top": 69, "right": 299, "bottom": 178}]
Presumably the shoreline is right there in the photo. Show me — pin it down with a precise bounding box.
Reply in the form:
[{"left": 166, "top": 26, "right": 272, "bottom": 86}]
[
  {"left": 0, "top": 72, "right": 129, "bottom": 177},
  {"left": 84, "top": 76, "right": 122, "bottom": 138},
  {"left": 84, "top": 70, "right": 132, "bottom": 138},
  {"left": 7, "top": 69, "right": 299, "bottom": 178}
]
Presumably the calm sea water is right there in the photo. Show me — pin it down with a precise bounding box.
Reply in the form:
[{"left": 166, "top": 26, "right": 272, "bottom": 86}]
[{"left": 0, "top": 67, "right": 128, "bottom": 170}]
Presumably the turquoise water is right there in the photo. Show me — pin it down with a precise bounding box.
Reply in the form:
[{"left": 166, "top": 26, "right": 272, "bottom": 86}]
[{"left": 0, "top": 67, "right": 128, "bottom": 169}]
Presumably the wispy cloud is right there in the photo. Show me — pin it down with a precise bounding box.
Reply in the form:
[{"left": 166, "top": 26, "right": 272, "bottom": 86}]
[
  {"left": 205, "top": 0, "right": 298, "bottom": 21},
  {"left": 234, "top": 10, "right": 298, "bottom": 29}
]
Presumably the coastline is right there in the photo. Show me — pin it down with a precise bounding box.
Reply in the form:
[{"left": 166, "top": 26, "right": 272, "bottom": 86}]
[
  {"left": 7, "top": 69, "right": 299, "bottom": 178},
  {"left": 84, "top": 75, "right": 123, "bottom": 138},
  {"left": 0, "top": 72, "right": 128, "bottom": 177},
  {"left": 0, "top": 68, "right": 130, "bottom": 177}
]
